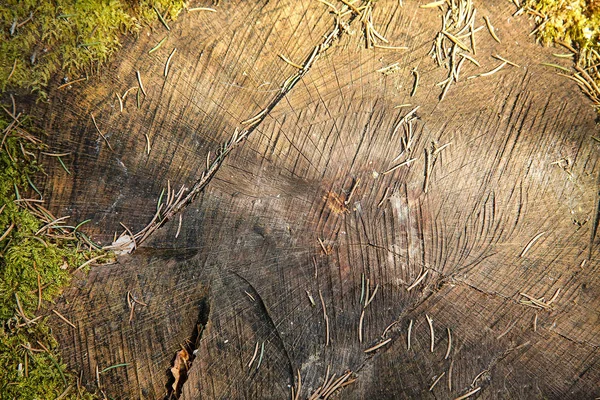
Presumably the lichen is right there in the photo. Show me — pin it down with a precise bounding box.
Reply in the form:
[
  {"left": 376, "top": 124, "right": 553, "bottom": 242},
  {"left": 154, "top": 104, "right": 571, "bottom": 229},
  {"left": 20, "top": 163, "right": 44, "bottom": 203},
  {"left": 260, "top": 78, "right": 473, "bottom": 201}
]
[
  {"left": 0, "top": 0, "right": 186, "bottom": 98},
  {"left": 0, "top": 109, "right": 112, "bottom": 398}
]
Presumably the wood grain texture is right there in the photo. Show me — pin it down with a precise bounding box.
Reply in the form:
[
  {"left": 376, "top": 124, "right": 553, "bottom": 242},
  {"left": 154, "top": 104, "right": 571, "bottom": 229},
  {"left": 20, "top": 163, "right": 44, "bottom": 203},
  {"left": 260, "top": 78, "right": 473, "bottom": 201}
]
[{"left": 23, "top": 0, "right": 600, "bottom": 398}]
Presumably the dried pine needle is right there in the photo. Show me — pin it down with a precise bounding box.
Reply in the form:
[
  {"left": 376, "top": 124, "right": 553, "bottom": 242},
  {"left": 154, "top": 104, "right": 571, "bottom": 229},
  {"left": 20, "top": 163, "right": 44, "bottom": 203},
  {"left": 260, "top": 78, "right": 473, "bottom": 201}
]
[
  {"left": 100, "top": 363, "right": 129, "bottom": 374},
  {"left": 57, "top": 156, "right": 71, "bottom": 175},
  {"left": 441, "top": 30, "right": 470, "bottom": 51},
  {"left": 468, "top": 61, "right": 507, "bottom": 79},
  {"left": 546, "top": 288, "right": 561, "bottom": 305},
  {"left": 541, "top": 62, "right": 571, "bottom": 72},
  {"left": 483, "top": 16, "right": 500, "bottom": 43},
  {"left": 383, "top": 158, "right": 417, "bottom": 175},
  {"left": 454, "top": 387, "right": 481, "bottom": 400},
  {"left": 429, "top": 372, "right": 445, "bottom": 391},
  {"left": 164, "top": 48, "right": 177, "bottom": 77},
  {"left": 520, "top": 232, "right": 545, "bottom": 257},
  {"left": 319, "top": 290, "right": 330, "bottom": 346},
  {"left": 358, "top": 309, "right": 365, "bottom": 343},
  {"left": 407, "top": 319, "right": 413, "bottom": 350},
  {"left": 116, "top": 92, "right": 123, "bottom": 112},
  {"left": 90, "top": 113, "right": 113, "bottom": 151},
  {"left": 426, "top": 314, "right": 435, "bottom": 352},
  {"left": 188, "top": 7, "right": 217, "bottom": 12},
  {"left": 149, "top": 36, "right": 168, "bottom": 54},
  {"left": 306, "top": 290, "right": 316, "bottom": 306},
  {"left": 445, "top": 327, "right": 452, "bottom": 359},
  {"left": 411, "top": 67, "right": 419, "bottom": 97},
  {"left": 175, "top": 214, "right": 182, "bottom": 239},
  {"left": 154, "top": 6, "right": 170, "bottom": 31},
  {"left": 365, "top": 283, "right": 378, "bottom": 307},
  {"left": 460, "top": 52, "right": 480, "bottom": 67},
  {"left": 374, "top": 44, "right": 409, "bottom": 50},
  {"left": 279, "top": 54, "right": 303, "bottom": 69},
  {"left": 247, "top": 342, "right": 259, "bottom": 368},
  {"left": 420, "top": 0, "right": 446, "bottom": 8},
  {"left": 52, "top": 309, "right": 76, "bottom": 328},
  {"left": 377, "top": 63, "right": 401, "bottom": 75},
  {"left": 493, "top": 54, "right": 520, "bottom": 68},
  {"left": 364, "top": 337, "right": 392, "bottom": 353},
  {"left": 406, "top": 270, "right": 428, "bottom": 291},
  {"left": 345, "top": 178, "right": 360, "bottom": 205},
  {"left": 136, "top": 70, "right": 147, "bottom": 96},
  {"left": 255, "top": 341, "right": 265, "bottom": 370},
  {"left": 144, "top": 133, "right": 151, "bottom": 155}
]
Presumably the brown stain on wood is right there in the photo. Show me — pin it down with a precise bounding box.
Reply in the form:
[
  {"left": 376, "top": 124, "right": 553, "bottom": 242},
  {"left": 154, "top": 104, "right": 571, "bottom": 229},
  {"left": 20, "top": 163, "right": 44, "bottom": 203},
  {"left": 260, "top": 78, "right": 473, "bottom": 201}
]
[{"left": 21, "top": 0, "right": 600, "bottom": 398}]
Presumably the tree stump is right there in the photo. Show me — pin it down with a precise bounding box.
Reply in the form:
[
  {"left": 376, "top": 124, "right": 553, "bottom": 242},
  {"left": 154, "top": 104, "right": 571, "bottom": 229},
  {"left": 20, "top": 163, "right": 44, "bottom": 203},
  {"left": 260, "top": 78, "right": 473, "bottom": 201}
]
[{"left": 27, "top": 0, "right": 600, "bottom": 398}]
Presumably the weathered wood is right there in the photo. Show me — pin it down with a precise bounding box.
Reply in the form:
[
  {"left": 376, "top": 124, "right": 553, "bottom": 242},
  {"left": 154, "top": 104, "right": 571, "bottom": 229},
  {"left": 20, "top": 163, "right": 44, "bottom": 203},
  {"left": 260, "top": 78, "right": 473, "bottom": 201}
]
[{"left": 26, "top": 0, "right": 600, "bottom": 398}]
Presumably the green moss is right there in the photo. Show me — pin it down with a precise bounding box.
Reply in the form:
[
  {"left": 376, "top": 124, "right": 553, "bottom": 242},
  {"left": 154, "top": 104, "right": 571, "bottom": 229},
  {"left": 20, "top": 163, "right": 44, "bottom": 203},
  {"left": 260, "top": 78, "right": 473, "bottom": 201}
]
[
  {"left": 0, "top": 109, "right": 112, "bottom": 398},
  {"left": 0, "top": 324, "right": 93, "bottom": 399},
  {"left": 0, "top": 0, "right": 186, "bottom": 98},
  {"left": 526, "top": 0, "right": 600, "bottom": 110}
]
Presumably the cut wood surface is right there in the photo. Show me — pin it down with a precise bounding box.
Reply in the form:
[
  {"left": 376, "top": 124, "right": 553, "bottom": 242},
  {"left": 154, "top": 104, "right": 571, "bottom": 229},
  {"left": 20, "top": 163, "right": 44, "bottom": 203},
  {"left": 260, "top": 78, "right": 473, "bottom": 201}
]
[{"left": 24, "top": 0, "right": 600, "bottom": 398}]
